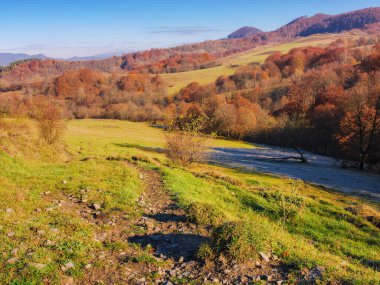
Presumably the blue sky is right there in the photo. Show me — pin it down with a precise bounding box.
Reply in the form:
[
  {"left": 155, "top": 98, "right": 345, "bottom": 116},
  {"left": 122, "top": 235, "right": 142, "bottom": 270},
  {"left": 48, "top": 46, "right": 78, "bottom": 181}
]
[{"left": 1, "top": 0, "right": 379, "bottom": 58}]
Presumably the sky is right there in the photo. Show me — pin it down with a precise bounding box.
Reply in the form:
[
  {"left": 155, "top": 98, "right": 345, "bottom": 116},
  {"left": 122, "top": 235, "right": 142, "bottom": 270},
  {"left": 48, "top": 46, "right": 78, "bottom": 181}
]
[{"left": 1, "top": 0, "right": 379, "bottom": 58}]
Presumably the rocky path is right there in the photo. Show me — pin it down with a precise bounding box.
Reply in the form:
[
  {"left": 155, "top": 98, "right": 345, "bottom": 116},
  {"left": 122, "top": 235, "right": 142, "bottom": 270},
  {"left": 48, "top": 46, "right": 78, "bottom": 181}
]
[{"left": 50, "top": 162, "right": 289, "bottom": 284}]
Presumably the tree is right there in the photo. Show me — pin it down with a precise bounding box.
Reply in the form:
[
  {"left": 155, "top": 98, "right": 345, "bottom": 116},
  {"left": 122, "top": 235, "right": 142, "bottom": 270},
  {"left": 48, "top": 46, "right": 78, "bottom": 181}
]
[{"left": 337, "top": 83, "right": 380, "bottom": 169}]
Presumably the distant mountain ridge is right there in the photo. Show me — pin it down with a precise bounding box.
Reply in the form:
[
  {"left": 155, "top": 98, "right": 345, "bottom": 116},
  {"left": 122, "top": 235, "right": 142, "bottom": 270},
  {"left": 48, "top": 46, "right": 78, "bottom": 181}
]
[
  {"left": 0, "top": 52, "right": 124, "bottom": 66},
  {"left": 0, "top": 53, "right": 48, "bottom": 66},
  {"left": 228, "top": 7, "right": 380, "bottom": 38}
]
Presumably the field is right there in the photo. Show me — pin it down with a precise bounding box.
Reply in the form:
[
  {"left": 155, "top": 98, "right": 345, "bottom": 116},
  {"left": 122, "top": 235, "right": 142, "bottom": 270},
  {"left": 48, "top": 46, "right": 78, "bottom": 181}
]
[
  {"left": 0, "top": 118, "right": 379, "bottom": 284},
  {"left": 161, "top": 33, "right": 357, "bottom": 94}
]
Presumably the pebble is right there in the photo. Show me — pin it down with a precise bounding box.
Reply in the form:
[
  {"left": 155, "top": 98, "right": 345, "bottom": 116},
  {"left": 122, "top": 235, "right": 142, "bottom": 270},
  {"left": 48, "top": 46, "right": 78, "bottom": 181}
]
[
  {"left": 7, "top": 257, "right": 18, "bottom": 264},
  {"left": 85, "top": 264, "right": 92, "bottom": 269},
  {"left": 5, "top": 208, "right": 14, "bottom": 213},
  {"left": 259, "top": 251, "right": 270, "bottom": 263},
  {"left": 178, "top": 256, "right": 184, "bottom": 263},
  {"left": 7, "top": 231, "right": 15, "bottom": 237},
  {"left": 62, "top": 180, "right": 68, "bottom": 184},
  {"left": 93, "top": 203, "right": 101, "bottom": 210},
  {"left": 30, "top": 263, "right": 46, "bottom": 270},
  {"left": 61, "top": 261, "right": 75, "bottom": 271}
]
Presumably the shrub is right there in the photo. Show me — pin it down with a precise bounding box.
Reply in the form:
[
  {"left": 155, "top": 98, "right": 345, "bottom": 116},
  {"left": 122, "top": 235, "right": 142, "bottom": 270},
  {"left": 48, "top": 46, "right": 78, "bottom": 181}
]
[
  {"left": 165, "top": 112, "right": 209, "bottom": 166},
  {"left": 36, "top": 105, "right": 65, "bottom": 145},
  {"left": 186, "top": 203, "right": 225, "bottom": 226},
  {"left": 201, "top": 221, "right": 271, "bottom": 262},
  {"left": 165, "top": 130, "right": 208, "bottom": 166}
]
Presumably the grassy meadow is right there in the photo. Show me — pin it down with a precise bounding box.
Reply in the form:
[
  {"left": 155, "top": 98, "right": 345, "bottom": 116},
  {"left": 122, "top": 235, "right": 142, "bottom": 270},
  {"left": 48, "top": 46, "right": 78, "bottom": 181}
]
[
  {"left": 0, "top": 118, "right": 379, "bottom": 284},
  {"left": 161, "top": 33, "right": 357, "bottom": 94}
]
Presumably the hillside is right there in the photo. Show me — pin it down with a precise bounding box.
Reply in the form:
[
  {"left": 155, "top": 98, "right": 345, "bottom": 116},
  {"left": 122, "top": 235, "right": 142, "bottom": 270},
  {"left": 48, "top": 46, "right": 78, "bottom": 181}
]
[
  {"left": 161, "top": 33, "right": 356, "bottom": 94},
  {"left": 0, "top": 118, "right": 379, "bottom": 284},
  {"left": 229, "top": 7, "right": 380, "bottom": 38}
]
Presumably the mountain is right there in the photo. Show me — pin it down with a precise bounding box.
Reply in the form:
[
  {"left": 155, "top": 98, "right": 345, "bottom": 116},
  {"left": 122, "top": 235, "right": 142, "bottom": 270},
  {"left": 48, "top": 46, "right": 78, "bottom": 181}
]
[
  {"left": 273, "top": 13, "right": 330, "bottom": 38},
  {"left": 228, "top": 26, "right": 263, "bottom": 39},
  {"left": 0, "top": 53, "right": 48, "bottom": 66},
  {"left": 299, "top": 7, "right": 380, "bottom": 36},
  {"left": 229, "top": 7, "right": 380, "bottom": 38},
  {"left": 65, "top": 51, "right": 124, "bottom": 61}
]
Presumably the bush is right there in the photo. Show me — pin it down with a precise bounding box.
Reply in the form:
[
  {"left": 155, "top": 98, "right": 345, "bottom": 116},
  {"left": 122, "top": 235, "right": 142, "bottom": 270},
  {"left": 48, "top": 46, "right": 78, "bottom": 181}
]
[
  {"left": 186, "top": 203, "right": 225, "bottom": 226},
  {"left": 201, "top": 221, "right": 271, "bottom": 262},
  {"left": 165, "top": 130, "right": 208, "bottom": 166},
  {"left": 165, "top": 111, "right": 209, "bottom": 166},
  {"left": 36, "top": 105, "right": 65, "bottom": 145}
]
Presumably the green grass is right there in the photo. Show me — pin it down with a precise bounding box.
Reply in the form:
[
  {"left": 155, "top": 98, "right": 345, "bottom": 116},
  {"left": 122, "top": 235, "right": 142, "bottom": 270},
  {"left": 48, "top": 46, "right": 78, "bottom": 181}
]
[
  {"left": 0, "top": 118, "right": 379, "bottom": 284},
  {"left": 161, "top": 166, "right": 380, "bottom": 284}
]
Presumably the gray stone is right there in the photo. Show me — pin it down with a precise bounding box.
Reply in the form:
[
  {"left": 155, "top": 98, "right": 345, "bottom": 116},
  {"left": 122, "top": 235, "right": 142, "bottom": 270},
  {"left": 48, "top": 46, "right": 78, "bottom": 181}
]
[
  {"left": 30, "top": 263, "right": 46, "bottom": 270},
  {"left": 259, "top": 252, "right": 270, "bottom": 263},
  {"left": 61, "top": 261, "right": 75, "bottom": 271},
  {"left": 7, "top": 257, "right": 18, "bottom": 264},
  {"left": 93, "top": 203, "right": 101, "bottom": 210}
]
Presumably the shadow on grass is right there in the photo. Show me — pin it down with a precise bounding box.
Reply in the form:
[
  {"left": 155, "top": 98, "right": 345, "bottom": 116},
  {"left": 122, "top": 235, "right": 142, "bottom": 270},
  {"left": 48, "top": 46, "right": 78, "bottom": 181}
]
[
  {"left": 128, "top": 233, "right": 209, "bottom": 261},
  {"left": 114, "top": 143, "right": 165, "bottom": 153},
  {"left": 145, "top": 212, "right": 187, "bottom": 223}
]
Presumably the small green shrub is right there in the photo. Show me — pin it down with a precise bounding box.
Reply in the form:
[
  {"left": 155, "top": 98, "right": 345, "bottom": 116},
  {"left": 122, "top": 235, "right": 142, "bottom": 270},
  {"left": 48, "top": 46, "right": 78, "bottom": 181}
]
[
  {"left": 206, "top": 221, "right": 271, "bottom": 262},
  {"left": 186, "top": 202, "right": 225, "bottom": 226}
]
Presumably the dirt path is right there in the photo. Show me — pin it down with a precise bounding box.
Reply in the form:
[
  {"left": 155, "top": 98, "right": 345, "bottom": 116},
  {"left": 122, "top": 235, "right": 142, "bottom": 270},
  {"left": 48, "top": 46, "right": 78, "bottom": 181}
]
[{"left": 54, "top": 162, "right": 288, "bottom": 284}]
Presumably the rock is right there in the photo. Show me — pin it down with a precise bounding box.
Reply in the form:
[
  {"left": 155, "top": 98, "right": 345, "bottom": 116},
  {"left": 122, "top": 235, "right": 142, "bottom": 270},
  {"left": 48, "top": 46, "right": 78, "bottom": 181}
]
[
  {"left": 5, "top": 208, "right": 14, "bottom": 213},
  {"left": 45, "top": 240, "right": 53, "bottom": 246},
  {"left": 62, "top": 180, "right": 68, "bottom": 184},
  {"left": 11, "top": 248, "right": 19, "bottom": 255},
  {"left": 259, "top": 252, "right": 270, "bottom": 263},
  {"left": 139, "top": 173, "right": 144, "bottom": 180},
  {"left": 178, "top": 256, "right": 184, "bottom": 263},
  {"left": 35, "top": 208, "right": 42, "bottom": 213},
  {"left": 45, "top": 207, "right": 54, "bottom": 212},
  {"left": 276, "top": 281, "right": 284, "bottom": 285},
  {"left": 61, "top": 261, "right": 75, "bottom": 271},
  {"left": 44, "top": 191, "right": 51, "bottom": 195},
  {"left": 30, "top": 263, "right": 46, "bottom": 270},
  {"left": 165, "top": 281, "right": 173, "bottom": 285},
  {"left": 7, "top": 231, "right": 15, "bottom": 237},
  {"left": 255, "top": 261, "right": 262, "bottom": 268},
  {"left": 7, "top": 257, "right": 18, "bottom": 264},
  {"left": 272, "top": 254, "right": 278, "bottom": 260},
  {"left": 85, "top": 264, "right": 92, "bottom": 269},
  {"left": 93, "top": 203, "right": 101, "bottom": 210}
]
